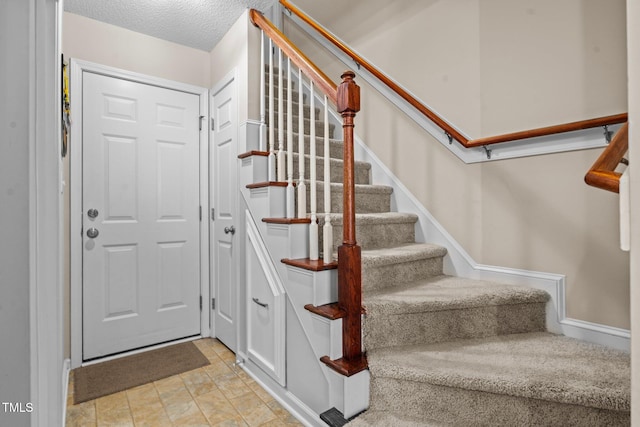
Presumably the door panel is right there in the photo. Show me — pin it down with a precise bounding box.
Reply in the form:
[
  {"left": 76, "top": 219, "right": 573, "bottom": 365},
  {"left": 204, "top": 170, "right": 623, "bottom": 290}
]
[
  {"left": 82, "top": 71, "right": 201, "bottom": 360},
  {"left": 212, "top": 76, "right": 238, "bottom": 351}
]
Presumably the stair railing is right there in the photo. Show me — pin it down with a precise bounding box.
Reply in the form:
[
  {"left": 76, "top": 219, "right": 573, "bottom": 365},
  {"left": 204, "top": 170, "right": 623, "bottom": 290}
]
[
  {"left": 251, "top": 10, "right": 367, "bottom": 375},
  {"left": 279, "top": 0, "right": 627, "bottom": 151},
  {"left": 585, "top": 122, "right": 629, "bottom": 193}
]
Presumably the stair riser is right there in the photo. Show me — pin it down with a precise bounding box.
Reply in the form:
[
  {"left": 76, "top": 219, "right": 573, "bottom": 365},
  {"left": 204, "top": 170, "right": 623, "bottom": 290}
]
[
  {"left": 288, "top": 156, "right": 370, "bottom": 185},
  {"left": 265, "top": 88, "right": 304, "bottom": 103},
  {"left": 287, "top": 136, "right": 344, "bottom": 160},
  {"left": 363, "top": 302, "right": 546, "bottom": 350},
  {"left": 301, "top": 187, "right": 392, "bottom": 215},
  {"left": 267, "top": 104, "right": 320, "bottom": 120},
  {"left": 363, "top": 257, "right": 444, "bottom": 292},
  {"left": 268, "top": 116, "right": 336, "bottom": 138},
  {"left": 369, "top": 377, "right": 629, "bottom": 426},
  {"left": 327, "top": 221, "right": 416, "bottom": 251}
]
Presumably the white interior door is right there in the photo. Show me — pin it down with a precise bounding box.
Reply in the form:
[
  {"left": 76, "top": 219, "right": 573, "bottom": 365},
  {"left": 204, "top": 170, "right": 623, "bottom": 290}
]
[
  {"left": 212, "top": 74, "right": 238, "bottom": 351},
  {"left": 82, "top": 71, "right": 201, "bottom": 360}
]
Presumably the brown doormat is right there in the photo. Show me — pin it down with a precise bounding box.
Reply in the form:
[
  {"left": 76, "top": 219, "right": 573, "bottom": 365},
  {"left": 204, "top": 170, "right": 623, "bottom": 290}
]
[{"left": 73, "top": 341, "right": 210, "bottom": 404}]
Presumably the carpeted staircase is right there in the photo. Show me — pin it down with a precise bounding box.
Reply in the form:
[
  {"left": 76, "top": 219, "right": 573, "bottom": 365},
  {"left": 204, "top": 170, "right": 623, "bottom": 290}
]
[{"left": 263, "top": 74, "right": 630, "bottom": 426}]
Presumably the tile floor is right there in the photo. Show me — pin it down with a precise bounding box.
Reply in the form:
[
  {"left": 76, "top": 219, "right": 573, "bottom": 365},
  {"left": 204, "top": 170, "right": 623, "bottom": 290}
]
[{"left": 66, "top": 338, "right": 304, "bottom": 426}]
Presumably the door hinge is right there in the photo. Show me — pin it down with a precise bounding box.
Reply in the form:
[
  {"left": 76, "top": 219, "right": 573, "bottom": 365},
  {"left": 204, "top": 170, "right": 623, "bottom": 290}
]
[
  {"left": 211, "top": 117, "right": 215, "bottom": 131},
  {"left": 212, "top": 298, "right": 215, "bottom": 310},
  {"left": 211, "top": 208, "right": 215, "bottom": 221},
  {"left": 199, "top": 205, "right": 202, "bottom": 221},
  {"left": 199, "top": 295, "right": 203, "bottom": 311},
  {"left": 199, "top": 115, "right": 204, "bottom": 131}
]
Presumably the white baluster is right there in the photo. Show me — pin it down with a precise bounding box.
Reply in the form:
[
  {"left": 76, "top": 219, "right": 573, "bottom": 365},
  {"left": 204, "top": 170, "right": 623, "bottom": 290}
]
[
  {"left": 277, "top": 47, "right": 285, "bottom": 182},
  {"left": 259, "top": 31, "right": 266, "bottom": 152},
  {"left": 322, "top": 96, "right": 333, "bottom": 263},
  {"left": 286, "top": 59, "right": 294, "bottom": 218},
  {"left": 309, "top": 80, "right": 318, "bottom": 260},
  {"left": 268, "top": 39, "right": 276, "bottom": 181},
  {"left": 297, "top": 68, "right": 306, "bottom": 219}
]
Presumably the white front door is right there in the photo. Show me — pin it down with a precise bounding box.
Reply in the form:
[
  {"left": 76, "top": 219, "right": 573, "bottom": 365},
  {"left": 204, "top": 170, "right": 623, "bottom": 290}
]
[
  {"left": 211, "top": 74, "right": 238, "bottom": 351},
  {"left": 82, "top": 71, "right": 201, "bottom": 360}
]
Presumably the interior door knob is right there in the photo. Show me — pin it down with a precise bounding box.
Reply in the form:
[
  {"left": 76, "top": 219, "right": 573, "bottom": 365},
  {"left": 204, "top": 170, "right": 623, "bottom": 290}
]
[
  {"left": 224, "top": 225, "right": 236, "bottom": 235},
  {"left": 86, "top": 228, "right": 99, "bottom": 238}
]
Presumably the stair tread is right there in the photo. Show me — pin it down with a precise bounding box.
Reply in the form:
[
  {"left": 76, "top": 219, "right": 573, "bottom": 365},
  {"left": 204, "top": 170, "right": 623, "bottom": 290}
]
[
  {"left": 367, "top": 332, "right": 630, "bottom": 412},
  {"left": 323, "top": 212, "right": 418, "bottom": 225},
  {"left": 287, "top": 153, "right": 372, "bottom": 170},
  {"left": 273, "top": 131, "right": 343, "bottom": 144},
  {"left": 314, "top": 181, "right": 394, "bottom": 194},
  {"left": 364, "top": 275, "right": 549, "bottom": 314},
  {"left": 361, "top": 243, "right": 447, "bottom": 267}
]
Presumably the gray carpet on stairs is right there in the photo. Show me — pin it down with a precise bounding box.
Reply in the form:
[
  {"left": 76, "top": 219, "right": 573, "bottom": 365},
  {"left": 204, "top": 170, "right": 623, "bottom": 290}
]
[{"left": 368, "top": 333, "right": 629, "bottom": 412}]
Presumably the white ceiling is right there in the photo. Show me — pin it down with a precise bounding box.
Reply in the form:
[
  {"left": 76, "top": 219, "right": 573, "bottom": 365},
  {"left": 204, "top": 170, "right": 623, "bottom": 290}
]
[{"left": 64, "top": 0, "right": 278, "bottom": 52}]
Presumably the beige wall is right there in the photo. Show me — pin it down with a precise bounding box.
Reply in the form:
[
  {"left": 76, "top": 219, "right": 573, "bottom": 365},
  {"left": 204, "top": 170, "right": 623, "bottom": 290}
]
[
  {"left": 210, "top": 9, "right": 261, "bottom": 123},
  {"left": 63, "top": 12, "right": 211, "bottom": 88},
  {"left": 285, "top": 0, "right": 629, "bottom": 328},
  {"left": 479, "top": 1, "right": 627, "bottom": 135}
]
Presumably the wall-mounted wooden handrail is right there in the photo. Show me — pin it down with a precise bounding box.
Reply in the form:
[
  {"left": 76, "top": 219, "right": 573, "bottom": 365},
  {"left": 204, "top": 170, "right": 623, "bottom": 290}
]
[
  {"left": 280, "top": 0, "right": 628, "bottom": 149},
  {"left": 585, "top": 122, "right": 628, "bottom": 193},
  {"left": 250, "top": 9, "right": 337, "bottom": 105},
  {"left": 467, "top": 114, "right": 628, "bottom": 148}
]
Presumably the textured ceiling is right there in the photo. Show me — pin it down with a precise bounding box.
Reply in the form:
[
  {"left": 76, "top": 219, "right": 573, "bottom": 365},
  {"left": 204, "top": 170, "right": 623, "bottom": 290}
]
[{"left": 64, "top": 0, "right": 278, "bottom": 52}]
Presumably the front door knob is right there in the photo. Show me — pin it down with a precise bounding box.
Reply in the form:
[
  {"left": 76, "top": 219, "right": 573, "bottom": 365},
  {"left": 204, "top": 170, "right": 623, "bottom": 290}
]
[
  {"left": 86, "top": 228, "right": 99, "bottom": 238},
  {"left": 224, "top": 225, "right": 236, "bottom": 235}
]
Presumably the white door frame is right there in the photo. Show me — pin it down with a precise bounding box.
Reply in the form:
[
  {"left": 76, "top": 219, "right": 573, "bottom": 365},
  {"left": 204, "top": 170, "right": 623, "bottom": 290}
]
[{"left": 69, "top": 59, "right": 210, "bottom": 368}]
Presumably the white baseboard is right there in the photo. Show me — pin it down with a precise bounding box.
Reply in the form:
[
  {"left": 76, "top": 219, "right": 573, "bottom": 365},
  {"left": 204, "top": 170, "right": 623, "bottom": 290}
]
[{"left": 62, "top": 358, "right": 71, "bottom": 426}]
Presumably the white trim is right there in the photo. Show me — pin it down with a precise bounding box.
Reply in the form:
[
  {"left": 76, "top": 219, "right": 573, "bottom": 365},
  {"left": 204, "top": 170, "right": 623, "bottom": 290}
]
[
  {"left": 69, "top": 59, "right": 209, "bottom": 368},
  {"left": 31, "top": 0, "right": 65, "bottom": 424},
  {"left": 61, "top": 359, "right": 71, "bottom": 427},
  {"left": 199, "top": 78, "right": 211, "bottom": 339},
  {"left": 283, "top": 4, "right": 621, "bottom": 164}
]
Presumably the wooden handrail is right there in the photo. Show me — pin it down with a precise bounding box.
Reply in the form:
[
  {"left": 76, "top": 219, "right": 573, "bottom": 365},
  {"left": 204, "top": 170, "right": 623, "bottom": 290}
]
[
  {"left": 280, "top": 0, "right": 628, "bottom": 148},
  {"left": 585, "top": 122, "right": 628, "bottom": 193},
  {"left": 250, "top": 9, "right": 337, "bottom": 105},
  {"left": 467, "top": 114, "right": 628, "bottom": 148}
]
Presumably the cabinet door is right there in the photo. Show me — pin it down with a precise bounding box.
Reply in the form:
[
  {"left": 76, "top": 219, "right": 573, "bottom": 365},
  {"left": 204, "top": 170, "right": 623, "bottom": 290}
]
[{"left": 245, "top": 214, "right": 286, "bottom": 386}]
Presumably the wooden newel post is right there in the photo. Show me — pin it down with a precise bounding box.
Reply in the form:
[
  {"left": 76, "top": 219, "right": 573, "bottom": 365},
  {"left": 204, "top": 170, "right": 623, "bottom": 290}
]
[{"left": 337, "top": 70, "right": 365, "bottom": 370}]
